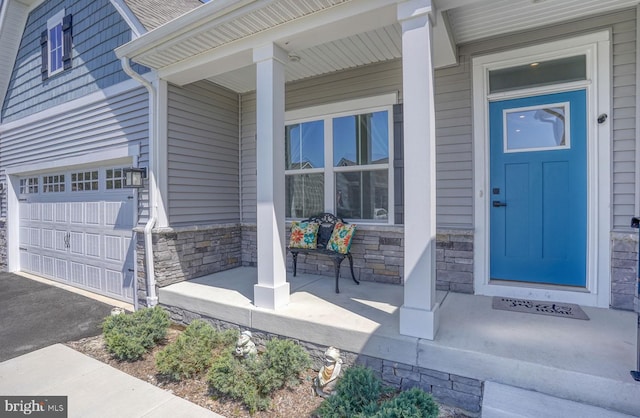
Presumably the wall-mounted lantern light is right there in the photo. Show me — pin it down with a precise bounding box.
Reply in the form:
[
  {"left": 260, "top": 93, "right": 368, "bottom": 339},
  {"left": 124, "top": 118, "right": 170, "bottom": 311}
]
[{"left": 123, "top": 167, "right": 146, "bottom": 188}]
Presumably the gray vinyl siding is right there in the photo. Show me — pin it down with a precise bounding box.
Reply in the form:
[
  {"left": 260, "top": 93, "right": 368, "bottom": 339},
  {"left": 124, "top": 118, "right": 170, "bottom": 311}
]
[
  {"left": 0, "top": 86, "right": 149, "bottom": 220},
  {"left": 240, "top": 92, "right": 257, "bottom": 223},
  {"left": 453, "top": 8, "right": 637, "bottom": 230},
  {"left": 167, "top": 81, "right": 240, "bottom": 226},
  {"left": 434, "top": 58, "right": 474, "bottom": 227},
  {"left": 1, "top": 0, "right": 145, "bottom": 123}
]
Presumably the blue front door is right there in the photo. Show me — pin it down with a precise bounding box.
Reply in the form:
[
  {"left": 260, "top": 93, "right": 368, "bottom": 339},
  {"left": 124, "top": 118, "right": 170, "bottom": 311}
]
[{"left": 489, "top": 90, "right": 587, "bottom": 286}]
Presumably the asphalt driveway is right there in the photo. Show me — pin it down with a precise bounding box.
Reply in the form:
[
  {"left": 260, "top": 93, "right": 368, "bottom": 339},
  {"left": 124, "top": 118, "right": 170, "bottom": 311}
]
[{"left": 0, "top": 273, "right": 113, "bottom": 362}]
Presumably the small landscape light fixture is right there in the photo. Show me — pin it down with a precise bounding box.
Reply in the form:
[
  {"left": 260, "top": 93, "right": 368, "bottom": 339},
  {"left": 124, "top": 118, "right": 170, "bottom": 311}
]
[{"left": 123, "top": 167, "right": 146, "bottom": 188}]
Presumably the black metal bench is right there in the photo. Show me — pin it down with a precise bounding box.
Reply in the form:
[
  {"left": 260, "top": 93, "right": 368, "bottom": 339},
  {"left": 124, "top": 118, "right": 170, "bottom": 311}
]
[{"left": 288, "top": 213, "right": 359, "bottom": 293}]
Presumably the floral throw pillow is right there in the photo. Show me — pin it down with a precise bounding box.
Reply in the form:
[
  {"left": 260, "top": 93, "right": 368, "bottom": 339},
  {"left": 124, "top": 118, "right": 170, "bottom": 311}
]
[
  {"left": 326, "top": 222, "right": 356, "bottom": 254},
  {"left": 289, "top": 221, "right": 319, "bottom": 249}
]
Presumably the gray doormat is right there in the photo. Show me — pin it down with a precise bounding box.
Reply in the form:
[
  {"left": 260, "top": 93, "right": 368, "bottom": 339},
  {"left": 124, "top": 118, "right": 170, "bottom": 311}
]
[{"left": 492, "top": 297, "right": 590, "bottom": 320}]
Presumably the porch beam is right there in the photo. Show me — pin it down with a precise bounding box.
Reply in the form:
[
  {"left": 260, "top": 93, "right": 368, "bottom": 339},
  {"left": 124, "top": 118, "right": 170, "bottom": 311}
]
[
  {"left": 398, "top": 0, "right": 440, "bottom": 340},
  {"left": 253, "top": 43, "right": 290, "bottom": 310}
]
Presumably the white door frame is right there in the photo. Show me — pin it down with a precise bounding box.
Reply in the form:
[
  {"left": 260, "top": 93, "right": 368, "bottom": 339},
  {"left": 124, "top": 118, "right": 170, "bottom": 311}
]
[{"left": 472, "top": 31, "right": 611, "bottom": 308}]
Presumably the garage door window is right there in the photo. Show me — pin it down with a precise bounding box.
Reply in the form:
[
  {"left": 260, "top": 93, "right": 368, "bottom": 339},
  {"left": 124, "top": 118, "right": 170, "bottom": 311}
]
[
  {"left": 71, "top": 170, "right": 98, "bottom": 191},
  {"left": 106, "top": 168, "right": 125, "bottom": 190},
  {"left": 43, "top": 174, "right": 65, "bottom": 192},
  {"left": 19, "top": 177, "right": 39, "bottom": 194}
]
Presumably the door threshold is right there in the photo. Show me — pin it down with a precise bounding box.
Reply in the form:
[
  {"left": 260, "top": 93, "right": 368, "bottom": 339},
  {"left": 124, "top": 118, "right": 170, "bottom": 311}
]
[{"left": 488, "top": 279, "right": 590, "bottom": 293}]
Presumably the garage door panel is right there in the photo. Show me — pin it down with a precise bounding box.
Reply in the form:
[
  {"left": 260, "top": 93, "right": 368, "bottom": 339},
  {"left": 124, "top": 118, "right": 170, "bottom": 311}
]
[
  {"left": 105, "top": 201, "right": 134, "bottom": 229},
  {"left": 86, "top": 233, "right": 101, "bottom": 258},
  {"left": 86, "top": 266, "right": 102, "bottom": 290},
  {"left": 70, "top": 203, "right": 83, "bottom": 224},
  {"left": 19, "top": 227, "right": 29, "bottom": 246},
  {"left": 55, "top": 203, "right": 67, "bottom": 223},
  {"left": 42, "top": 229, "right": 55, "bottom": 250},
  {"left": 29, "top": 228, "right": 41, "bottom": 247},
  {"left": 19, "top": 203, "right": 29, "bottom": 220},
  {"left": 55, "top": 259, "right": 68, "bottom": 281},
  {"left": 85, "top": 202, "right": 101, "bottom": 226},
  {"left": 105, "top": 235, "right": 123, "bottom": 262},
  {"left": 55, "top": 230, "right": 67, "bottom": 251},
  {"left": 30, "top": 203, "right": 41, "bottom": 221},
  {"left": 69, "top": 232, "right": 84, "bottom": 255},
  {"left": 106, "top": 269, "right": 124, "bottom": 297},
  {"left": 42, "top": 256, "right": 55, "bottom": 277},
  {"left": 29, "top": 254, "right": 41, "bottom": 274},
  {"left": 71, "top": 262, "right": 84, "bottom": 285},
  {"left": 42, "top": 203, "right": 55, "bottom": 222}
]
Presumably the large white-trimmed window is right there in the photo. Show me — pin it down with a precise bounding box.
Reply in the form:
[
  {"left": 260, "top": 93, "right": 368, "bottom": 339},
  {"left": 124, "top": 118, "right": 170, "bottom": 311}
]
[
  {"left": 285, "top": 95, "right": 395, "bottom": 223},
  {"left": 41, "top": 9, "right": 72, "bottom": 80}
]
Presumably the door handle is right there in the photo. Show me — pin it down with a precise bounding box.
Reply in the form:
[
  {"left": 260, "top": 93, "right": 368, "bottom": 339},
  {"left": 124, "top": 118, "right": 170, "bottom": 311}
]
[
  {"left": 64, "top": 233, "right": 70, "bottom": 249},
  {"left": 492, "top": 201, "right": 507, "bottom": 207}
]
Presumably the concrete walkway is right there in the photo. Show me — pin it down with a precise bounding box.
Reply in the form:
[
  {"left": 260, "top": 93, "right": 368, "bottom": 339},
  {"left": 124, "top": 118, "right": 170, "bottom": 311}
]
[{"left": 0, "top": 344, "right": 223, "bottom": 418}]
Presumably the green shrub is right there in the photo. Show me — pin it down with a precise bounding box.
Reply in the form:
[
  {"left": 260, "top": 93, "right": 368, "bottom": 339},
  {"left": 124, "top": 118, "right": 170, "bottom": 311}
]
[
  {"left": 315, "top": 366, "right": 383, "bottom": 418},
  {"left": 213, "top": 328, "right": 240, "bottom": 348},
  {"left": 256, "top": 339, "right": 311, "bottom": 393},
  {"left": 207, "top": 351, "right": 269, "bottom": 413},
  {"left": 156, "top": 320, "right": 221, "bottom": 380},
  {"left": 102, "top": 306, "right": 170, "bottom": 361},
  {"left": 207, "top": 338, "right": 310, "bottom": 413},
  {"left": 369, "top": 388, "right": 439, "bottom": 418}
]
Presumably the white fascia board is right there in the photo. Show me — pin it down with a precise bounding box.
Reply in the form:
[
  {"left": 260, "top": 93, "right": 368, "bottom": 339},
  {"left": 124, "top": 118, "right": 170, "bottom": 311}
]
[
  {"left": 115, "top": 0, "right": 261, "bottom": 59},
  {"left": 0, "top": 0, "right": 29, "bottom": 121},
  {"left": 159, "top": 0, "right": 399, "bottom": 86},
  {"left": 432, "top": 0, "right": 487, "bottom": 12},
  {"left": 109, "top": 0, "right": 146, "bottom": 38}
]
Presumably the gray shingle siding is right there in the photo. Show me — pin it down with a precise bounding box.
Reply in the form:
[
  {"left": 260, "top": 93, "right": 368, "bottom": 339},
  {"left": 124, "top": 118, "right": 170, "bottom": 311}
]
[{"left": 1, "top": 0, "right": 146, "bottom": 123}]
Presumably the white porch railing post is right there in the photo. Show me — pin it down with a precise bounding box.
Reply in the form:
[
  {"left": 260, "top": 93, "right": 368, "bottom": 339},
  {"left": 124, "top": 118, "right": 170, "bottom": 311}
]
[
  {"left": 253, "top": 43, "right": 290, "bottom": 310},
  {"left": 398, "top": 0, "right": 440, "bottom": 340}
]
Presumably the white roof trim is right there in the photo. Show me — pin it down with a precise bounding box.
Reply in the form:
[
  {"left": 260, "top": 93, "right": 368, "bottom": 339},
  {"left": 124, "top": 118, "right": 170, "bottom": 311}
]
[
  {"left": 0, "top": 0, "right": 30, "bottom": 122},
  {"left": 115, "top": 0, "right": 261, "bottom": 59},
  {"left": 110, "top": 0, "right": 147, "bottom": 38}
]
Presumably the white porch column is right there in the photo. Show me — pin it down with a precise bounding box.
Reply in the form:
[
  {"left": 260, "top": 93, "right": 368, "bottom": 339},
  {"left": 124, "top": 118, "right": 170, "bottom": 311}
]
[
  {"left": 253, "top": 43, "right": 290, "bottom": 310},
  {"left": 398, "top": 0, "right": 440, "bottom": 340}
]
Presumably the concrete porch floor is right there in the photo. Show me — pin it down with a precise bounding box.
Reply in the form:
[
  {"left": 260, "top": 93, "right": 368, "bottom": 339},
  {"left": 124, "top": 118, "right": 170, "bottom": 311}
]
[{"left": 159, "top": 267, "right": 640, "bottom": 416}]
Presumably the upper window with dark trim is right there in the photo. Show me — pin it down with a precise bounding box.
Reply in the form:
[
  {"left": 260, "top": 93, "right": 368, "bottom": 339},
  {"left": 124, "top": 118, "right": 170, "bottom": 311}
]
[{"left": 41, "top": 9, "right": 72, "bottom": 80}]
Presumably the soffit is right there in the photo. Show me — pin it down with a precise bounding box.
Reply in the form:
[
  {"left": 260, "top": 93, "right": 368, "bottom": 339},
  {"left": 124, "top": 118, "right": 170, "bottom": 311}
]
[
  {"left": 131, "top": 0, "right": 352, "bottom": 69},
  {"left": 210, "top": 24, "right": 402, "bottom": 93},
  {"left": 447, "top": 0, "right": 640, "bottom": 44}
]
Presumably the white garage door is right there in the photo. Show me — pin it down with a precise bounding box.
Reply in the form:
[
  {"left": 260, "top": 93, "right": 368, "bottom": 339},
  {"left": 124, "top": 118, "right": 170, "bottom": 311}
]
[{"left": 18, "top": 167, "right": 135, "bottom": 302}]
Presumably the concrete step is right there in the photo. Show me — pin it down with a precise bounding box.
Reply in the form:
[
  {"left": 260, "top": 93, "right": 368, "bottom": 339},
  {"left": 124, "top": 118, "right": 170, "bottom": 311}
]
[{"left": 482, "top": 382, "right": 637, "bottom": 418}]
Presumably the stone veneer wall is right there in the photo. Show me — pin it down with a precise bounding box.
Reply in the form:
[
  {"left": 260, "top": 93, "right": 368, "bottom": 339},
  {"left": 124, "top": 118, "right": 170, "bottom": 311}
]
[
  {"left": 436, "top": 229, "right": 474, "bottom": 293},
  {"left": 611, "top": 231, "right": 639, "bottom": 311},
  {"left": 241, "top": 223, "right": 475, "bottom": 292},
  {"left": 241, "top": 224, "right": 257, "bottom": 267},
  {"left": 136, "top": 224, "right": 242, "bottom": 306},
  {"left": 0, "top": 218, "right": 6, "bottom": 272},
  {"left": 163, "top": 304, "right": 484, "bottom": 415}
]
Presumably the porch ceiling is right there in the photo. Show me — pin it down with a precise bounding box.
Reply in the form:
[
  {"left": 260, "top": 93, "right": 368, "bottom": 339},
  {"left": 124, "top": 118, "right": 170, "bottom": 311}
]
[
  {"left": 115, "top": 0, "right": 640, "bottom": 92},
  {"left": 209, "top": 23, "right": 402, "bottom": 93}
]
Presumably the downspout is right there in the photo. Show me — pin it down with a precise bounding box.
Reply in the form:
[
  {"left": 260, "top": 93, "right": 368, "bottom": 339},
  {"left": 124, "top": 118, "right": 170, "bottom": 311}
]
[{"left": 120, "top": 57, "right": 158, "bottom": 307}]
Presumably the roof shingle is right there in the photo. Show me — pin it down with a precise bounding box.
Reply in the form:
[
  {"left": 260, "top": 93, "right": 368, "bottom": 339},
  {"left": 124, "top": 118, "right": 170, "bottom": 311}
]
[{"left": 124, "top": 0, "right": 204, "bottom": 31}]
